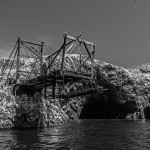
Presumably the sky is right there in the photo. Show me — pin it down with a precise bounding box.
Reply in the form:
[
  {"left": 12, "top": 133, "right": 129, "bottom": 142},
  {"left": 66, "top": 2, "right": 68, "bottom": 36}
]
[{"left": 0, "top": 0, "right": 149, "bottom": 68}]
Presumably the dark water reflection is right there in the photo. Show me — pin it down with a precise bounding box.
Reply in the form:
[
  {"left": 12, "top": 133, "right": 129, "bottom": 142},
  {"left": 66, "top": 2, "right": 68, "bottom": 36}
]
[{"left": 1, "top": 120, "right": 150, "bottom": 149}]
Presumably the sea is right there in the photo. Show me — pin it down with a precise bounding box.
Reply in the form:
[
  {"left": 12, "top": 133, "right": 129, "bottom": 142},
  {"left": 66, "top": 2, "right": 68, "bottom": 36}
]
[{"left": 0, "top": 119, "right": 150, "bottom": 150}]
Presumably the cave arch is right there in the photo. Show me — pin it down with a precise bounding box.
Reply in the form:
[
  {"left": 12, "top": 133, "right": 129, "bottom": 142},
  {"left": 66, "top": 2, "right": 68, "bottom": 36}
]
[
  {"left": 79, "top": 97, "right": 106, "bottom": 119},
  {"left": 144, "top": 106, "right": 150, "bottom": 119},
  {"left": 79, "top": 91, "right": 126, "bottom": 119}
]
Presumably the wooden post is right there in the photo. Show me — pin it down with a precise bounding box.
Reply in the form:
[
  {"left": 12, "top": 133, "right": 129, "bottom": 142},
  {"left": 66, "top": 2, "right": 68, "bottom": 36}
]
[
  {"left": 52, "top": 80, "right": 56, "bottom": 98},
  {"left": 61, "top": 33, "right": 67, "bottom": 71},
  {"left": 16, "top": 37, "right": 21, "bottom": 82},
  {"left": 44, "top": 74, "right": 46, "bottom": 98},
  {"left": 79, "top": 43, "right": 82, "bottom": 73},
  {"left": 40, "top": 42, "right": 44, "bottom": 75},
  {"left": 91, "top": 43, "right": 96, "bottom": 78}
]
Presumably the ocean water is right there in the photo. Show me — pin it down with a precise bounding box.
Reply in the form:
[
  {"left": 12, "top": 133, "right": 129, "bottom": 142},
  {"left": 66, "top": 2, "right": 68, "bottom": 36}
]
[{"left": 0, "top": 119, "right": 150, "bottom": 150}]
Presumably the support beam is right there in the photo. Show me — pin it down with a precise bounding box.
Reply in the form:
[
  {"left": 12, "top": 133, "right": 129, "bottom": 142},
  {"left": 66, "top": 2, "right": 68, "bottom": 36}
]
[
  {"left": 40, "top": 42, "right": 44, "bottom": 75},
  {"left": 66, "top": 33, "right": 94, "bottom": 47},
  {"left": 44, "top": 74, "right": 46, "bottom": 98},
  {"left": 61, "top": 33, "right": 67, "bottom": 71},
  {"left": 21, "top": 41, "right": 41, "bottom": 58},
  {"left": 91, "top": 44, "right": 96, "bottom": 78},
  {"left": 52, "top": 80, "right": 56, "bottom": 98},
  {"left": 16, "top": 37, "right": 21, "bottom": 81},
  {"left": 22, "top": 40, "right": 43, "bottom": 46},
  {"left": 46, "top": 47, "right": 62, "bottom": 72},
  {"left": 83, "top": 41, "right": 92, "bottom": 59}
]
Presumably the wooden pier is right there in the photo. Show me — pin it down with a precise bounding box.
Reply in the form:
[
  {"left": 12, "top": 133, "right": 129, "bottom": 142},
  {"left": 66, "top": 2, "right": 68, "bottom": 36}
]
[{"left": 1, "top": 33, "right": 104, "bottom": 99}]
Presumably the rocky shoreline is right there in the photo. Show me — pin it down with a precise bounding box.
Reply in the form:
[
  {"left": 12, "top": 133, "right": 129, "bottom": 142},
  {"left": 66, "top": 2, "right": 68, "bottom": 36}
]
[{"left": 1, "top": 56, "right": 150, "bottom": 128}]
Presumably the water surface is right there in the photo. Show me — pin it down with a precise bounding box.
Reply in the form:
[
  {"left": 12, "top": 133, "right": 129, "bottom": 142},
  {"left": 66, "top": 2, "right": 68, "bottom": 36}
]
[{"left": 0, "top": 119, "right": 150, "bottom": 150}]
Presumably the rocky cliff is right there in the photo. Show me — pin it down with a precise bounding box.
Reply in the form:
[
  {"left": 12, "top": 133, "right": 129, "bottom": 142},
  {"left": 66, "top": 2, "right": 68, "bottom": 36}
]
[
  {"left": 84, "top": 60, "right": 149, "bottom": 120},
  {"left": 0, "top": 55, "right": 150, "bottom": 128}
]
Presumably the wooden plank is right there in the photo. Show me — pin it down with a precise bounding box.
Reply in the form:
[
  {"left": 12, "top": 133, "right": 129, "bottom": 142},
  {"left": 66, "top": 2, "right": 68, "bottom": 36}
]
[{"left": 66, "top": 33, "right": 94, "bottom": 47}]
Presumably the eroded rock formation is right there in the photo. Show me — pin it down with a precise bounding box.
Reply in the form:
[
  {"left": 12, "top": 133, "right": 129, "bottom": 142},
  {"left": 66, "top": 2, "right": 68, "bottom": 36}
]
[{"left": 1, "top": 55, "right": 150, "bottom": 128}]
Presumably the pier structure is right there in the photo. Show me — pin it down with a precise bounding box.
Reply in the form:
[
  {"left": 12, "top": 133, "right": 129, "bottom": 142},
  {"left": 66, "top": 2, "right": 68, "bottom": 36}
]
[{"left": 1, "top": 33, "right": 104, "bottom": 99}]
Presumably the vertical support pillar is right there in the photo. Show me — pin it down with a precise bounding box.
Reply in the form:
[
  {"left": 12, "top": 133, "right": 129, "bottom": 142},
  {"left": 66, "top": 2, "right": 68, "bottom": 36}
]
[
  {"left": 44, "top": 74, "right": 46, "bottom": 98},
  {"left": 40, "top": 42, "right": 44, "bottom": 75},
  {"left": 79, "top": 43, "right": 82, "bottom": 73},
  {"left": 16, "top": 37, "right": 21, "bottom": 82},
  {"left": 60, "top": 33, "right": 67, "bottom": 96},
  {"left": 52, "top": 80, "right": 56, "bottom": 98},
  {"left": 91, "top": 43, "right": 96, "bottom": 79},
  {"left": 61, "top": 33, "right": 67, "bottom": 71}
]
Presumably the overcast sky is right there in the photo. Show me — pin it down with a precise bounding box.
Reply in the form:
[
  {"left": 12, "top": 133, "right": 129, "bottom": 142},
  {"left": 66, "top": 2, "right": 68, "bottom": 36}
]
[{"left": 0, "top": 0, "right": 149, "bottom": 68}]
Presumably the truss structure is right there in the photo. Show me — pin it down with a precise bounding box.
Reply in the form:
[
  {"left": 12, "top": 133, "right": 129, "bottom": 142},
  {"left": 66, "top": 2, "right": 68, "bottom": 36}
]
[
  {"left": 1, "top": 38, "right": 51, "bottom": 83},
  {"left": 1, "top": 33, "right": 104, "bottom": 99}
]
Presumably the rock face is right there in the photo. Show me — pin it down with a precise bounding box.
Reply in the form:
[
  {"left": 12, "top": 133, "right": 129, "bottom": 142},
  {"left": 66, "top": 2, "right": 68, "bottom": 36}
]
[
  {"left": 1, "top": 55, "right": 150, "bottom": 128},
  {"left": 85, "top": 60, "right": 149, "bottom": 119}
]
